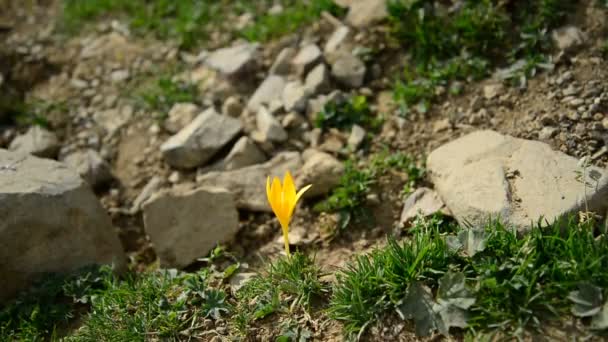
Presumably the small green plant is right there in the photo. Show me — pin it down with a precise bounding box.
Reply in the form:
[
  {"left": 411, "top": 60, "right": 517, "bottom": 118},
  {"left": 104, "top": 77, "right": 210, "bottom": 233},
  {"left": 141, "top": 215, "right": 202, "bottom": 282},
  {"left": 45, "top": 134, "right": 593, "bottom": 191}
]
[
  {"left": 232, "top": 252, "right": 327, "bottom": 335},
  {"left": 315, "top": 152, "right": 425, "bottom": 230},
  {"left": 138, "top": 77, "right": 198, "bottom": 120},
  {"left": 314, "top": 95, "right": 380, "bottom": 131},
  {"left": 240, "top": 0, "right": 345, "bottom": 42},
  {"left": 329, "top": 215, "right": 608, "bottom": 338}
]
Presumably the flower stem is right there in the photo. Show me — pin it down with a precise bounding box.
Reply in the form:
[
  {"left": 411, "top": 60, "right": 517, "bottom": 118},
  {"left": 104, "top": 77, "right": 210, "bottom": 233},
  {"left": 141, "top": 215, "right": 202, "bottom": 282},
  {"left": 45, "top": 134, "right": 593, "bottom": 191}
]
[{"left": 283, "top": 227, "right": 291, "bottom": 257}]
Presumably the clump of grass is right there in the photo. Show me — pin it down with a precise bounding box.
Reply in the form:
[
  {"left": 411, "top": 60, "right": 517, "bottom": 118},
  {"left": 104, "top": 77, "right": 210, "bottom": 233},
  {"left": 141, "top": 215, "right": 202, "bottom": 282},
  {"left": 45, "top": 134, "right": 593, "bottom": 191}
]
[
  {"left": 138, "top": 77, "right": 198, "bottom": 120},
  {"left": 0, "top": 265, "right": 110, "bottom": 341},
  {"left": 329, "top": 216, "right": 608, "bottom": 338},
  {"left": 240, "top": 0, "right": 345, "bottom": 42},
  {"left": 315, "top": 151, "right": 425, "bottom": 230},
  {"left": 232, "top": 252, "right": 327, "bottom": 335},
  {"left": 388, "top": 0, "right": 577, "bottom": 115},
  {"left": 314, "top": 95, "right": 381, "bottom": 131}
]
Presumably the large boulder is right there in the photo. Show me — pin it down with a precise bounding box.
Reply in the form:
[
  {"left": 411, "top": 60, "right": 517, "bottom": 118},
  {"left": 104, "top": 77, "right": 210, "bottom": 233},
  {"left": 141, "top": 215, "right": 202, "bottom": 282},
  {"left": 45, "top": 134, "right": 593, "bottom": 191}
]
[
  {"left": 427, "top": 130, "right": 608, "bottom": 231},
  {"left": 0, "top": 149, "right": 125, "bottom": 302},
  {"left": 143, "top": 186, "right": 239, "bottom": 268},
  {"left": 197, "top": 152, "right": 302, "bottom": 211},
  {"left": 160, "top": 108, "right": 242, "bottom": 169}
]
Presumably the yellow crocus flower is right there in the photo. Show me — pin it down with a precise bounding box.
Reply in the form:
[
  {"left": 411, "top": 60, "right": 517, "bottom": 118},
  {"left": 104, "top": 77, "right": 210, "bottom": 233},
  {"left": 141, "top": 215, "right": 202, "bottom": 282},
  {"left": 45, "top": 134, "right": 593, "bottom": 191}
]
[{"left": 266, "top": 171, "right": 312, "bottom": 256}]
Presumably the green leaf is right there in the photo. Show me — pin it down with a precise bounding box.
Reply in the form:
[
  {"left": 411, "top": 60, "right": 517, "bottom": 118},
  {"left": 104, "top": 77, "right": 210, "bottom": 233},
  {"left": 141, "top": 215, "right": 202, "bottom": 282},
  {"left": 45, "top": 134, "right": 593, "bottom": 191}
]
[
  {"left": 396, "top": 282, "right": 445, "bottom": 336},
  {"left": 434, "top": 272, "right": 475, "bottom": 330},
  {"left": 568, "top": 283, "right": 603, "bottom": 317},
  {"left": 457, "top": 228, "right": 487, "bottom": 257},
  {"left": 223, "top": 263, "right": 240, "bottom": 279}
]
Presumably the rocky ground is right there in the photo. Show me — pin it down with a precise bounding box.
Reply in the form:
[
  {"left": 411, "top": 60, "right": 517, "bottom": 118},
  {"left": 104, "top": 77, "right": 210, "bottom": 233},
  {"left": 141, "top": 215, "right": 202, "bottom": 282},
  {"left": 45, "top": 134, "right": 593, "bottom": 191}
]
[{"left": 2, "top": 0, "right": 608, "bottom": 341}]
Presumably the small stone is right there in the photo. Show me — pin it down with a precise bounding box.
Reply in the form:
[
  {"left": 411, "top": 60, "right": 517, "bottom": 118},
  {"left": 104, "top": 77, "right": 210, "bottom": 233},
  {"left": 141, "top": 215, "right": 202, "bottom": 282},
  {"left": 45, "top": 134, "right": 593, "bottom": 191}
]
[
  {"left": 346, "top": 0, "right": 388, "bottom": 28},
  {"left": 539, "top": 126, "right": 558, "bottom": 140},
  {"left": 94, "top": 106, "right": 133, "bottom": 136},
  {"left": 70, "top": 78, "right": 88, "bottom": 89},
  {"left": 347, "top": 124, "right": 366, "bottom": 149},
  {"left": 110, "top": 69, "right": 129, "bottom": 83},
  {"left": 143, "top": 186, "right": 239, "bottom": 268},
  {"left": 269, "top": 47, "right": 296, "bottom": 75},
  {"left": 319, "top": 133, "right": 344, "bottom": 153},
  {"left": 282, "top": 81, "right": 310, "bottom": 113},
  {"left": 61, "top": 149, "right": 113, "bottom": 188},
  {"left": 483, "top": 83, "right": 504, "bottom": 100},
  {"left": 256, "top": 106, "right": 288, "bottom": 142},
  {"left": 161, "top": 108, "right": 243, "bottom": 169},
  {"left": 295, "top": 150, "right": 344, "bottom": 198},
  {"left": 130, "top": 176, "right": 163, "bottom": 213},
  {"left": 325, "top": 26, "right": 351, "bottom": 55},
  {"left": 292, "top": 44, "right": 322, "bottom": 75},
  {"left": 552, "top": 26, "right": 586, "bottom": 52},
  {"left": 229, "top": 272, "right": 256, "bottom": 294},
  {"left": 247, "top": 75, "right": 286, "bottom": 111},
  {"left": 205, "top": 43, "right": 258, "bottom": 76},
  {"left": 9, "top": 126, "right": 60, "bottom": 159},
  {"left": 432, "top": 119, "right": 451, "bottom": 133},
  {"left": 168, "top": 171, "right": 181, "bottom": 184},
  {"left": 400, "top": 187, "right": 450, "bottom": 225},
  {"left": 331, "top": 52, "right": 365, "bottom": 88},
  {"left": 282, "top": 112, "right": 306, "bottom": 129},
  {"left": 305, "top": 63, "right": 330, "bottom": 95},
  {"left": 164, "top": 103, "right": 199, "bottom": 133},
  {"left": 222, "top": 96, "right": 243, "bottom": 118},
  {"left": 221, "top": 136, "right": 266, "bottom": 171}
]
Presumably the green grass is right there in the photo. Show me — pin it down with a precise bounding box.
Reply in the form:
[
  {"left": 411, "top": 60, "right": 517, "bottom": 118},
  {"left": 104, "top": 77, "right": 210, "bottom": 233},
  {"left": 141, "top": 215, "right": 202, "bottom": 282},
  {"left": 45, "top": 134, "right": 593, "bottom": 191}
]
[
  {"left": 315, "top": 151, "right": 425, "bottom": 231},
  {"left": 314, "top": 95, "right": 382, "bottom": 131},
  {"left": 328, "top": 215, "right": 608, "bottom": 338},
  {"left": 239, "top": 0, "right": 345, "bottom": 42},
  {"left": 136, "top": 76, "right": 198, "bottom": 120},
  {"left": 232, "top": 252, "right": 327, "bottom": 336},
  {"left": 388, "top": 0, "right": 577, "bottom": 115}
]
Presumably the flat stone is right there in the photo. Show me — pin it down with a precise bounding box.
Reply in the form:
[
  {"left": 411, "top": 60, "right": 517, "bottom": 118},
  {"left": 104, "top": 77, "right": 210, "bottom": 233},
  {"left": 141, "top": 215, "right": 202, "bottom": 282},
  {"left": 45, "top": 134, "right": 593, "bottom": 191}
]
[
  {"left": 427, "top": 130, "right": 608, "bottom": 231},
  {"left": 61, "top": 149, "right": 113, "bottom": 188},
  {"left": 347, "top": 124, "right": 366, "bottom": 149},
  {"left": 0, "top": 149, "right": 125, "bottom": 302},
  {"left": 256, "top": 106, "right": 288, "bottom": 142},
  {"left": 292, "top": 44, "right": 322, "bottom": 75},
  {"left": 205, "top": 43, "right": 258, "bottom": 76},
  {"left": 9, "top": 126, "right": 60, "bottom": 159},
  {"left": 164, "top": 103, "right": 200, "bottom": 133},
  {"left": 247, "top": 75, "right": 286, "bottom": 111},
  {"left": 269, "top": 47, "right": 296, "bottom": 75},
  {"left": 346, "top": 0, "right": 388, "bottom": 28},
  {"left": 552, "top": 26, "right": 586, "bottom": 52},
  {"left": 197, "top": 152, "right": 302, "bottom": 211},
  {"left": 143, "top": 186, "right": 239, "bottom": 268},
  {"left": 222, "top": 136, "right": 266, "bottom": 171},
  {"left": 295, "top": 150, "right": 344, "bottom": 198},
  {"left": 331, "top": 52, "right": 366, "bottom": 88},
  {"left": 282, "top": 81, "right": 310, "bottom": 112},
  {"left": 161, "top": 108, "right": 242, "bottom": 169},
  {"left": 324, "top": 26, "right": 351, "bottom": 55},
  {"left": 305, "top": 63, "right": 330, "bottom": 95},
  {"left": 400, "top": 187, "right": 450, "bottom": 225},
  {"left": 130, "top": 176, "right": 163, "bottom": 214}
]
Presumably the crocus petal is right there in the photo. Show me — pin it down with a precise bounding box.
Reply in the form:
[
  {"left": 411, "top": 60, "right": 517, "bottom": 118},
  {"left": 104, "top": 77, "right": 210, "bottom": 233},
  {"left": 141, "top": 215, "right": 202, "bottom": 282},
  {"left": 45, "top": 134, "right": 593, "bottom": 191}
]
[
  {"left": 270, "top": 177, "right": 282, "bottom": 218},
  {"left": 282, "top": 171, "right": 296, "bottom": 214},
  {"left": 295, "top": 184, "right": 312, "bottom": 204}
]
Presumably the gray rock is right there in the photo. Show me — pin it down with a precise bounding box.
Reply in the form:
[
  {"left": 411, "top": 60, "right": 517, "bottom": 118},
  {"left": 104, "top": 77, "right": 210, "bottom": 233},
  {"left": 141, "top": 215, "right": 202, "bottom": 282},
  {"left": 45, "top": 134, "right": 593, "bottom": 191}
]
[
  {"left": 161, "top": 108, "right": 242, "bottom": 169},
  {"left": 324, "top": 26, "right": 351, "bottom": 55},
  {"left": 539, "top": 126, "right": 558, "bottom": 140},
  {"left": 400, "top": 187, "right": 450, "bottom": 225},
  {"left": 9, "top": 126, "right": 60, "bottom": 159},
  {"left": 305, "top": 63, "right": 330, "bottom": 95},
  {"left": 94, "top": 105, "right": 133, "bottom": 136},
  {"left": 256, "top": 106, "right": 288, "bottom": 142},
  {"left": 61, "top": 149, "right": 113, "bottom": 188},
  {"left": 427, "top": 130, "right": 608, "bottom": 231},
  {"left": 269, "top": 47, "right": 296, "bottom": 75},
  {"left": 346, "top": 0, "right": 388, "bottom": 28},
  {"left": 197, "top": 152, "right": 302, "bottom": 211},
  {"left": 222, "top": 96, "right": 243, "bottom": 117},
  {"left": 282, "top": 81, "right": 310, "bottom": 112},
  {"left": 222, "top": 136, "right": 266, "bottom": 171},
  {"left": 292, "top": 44, "right": 322, "bottom": 75},
  {"left": 347, "top": 124, "right": 366, "bottom": 149},
  {"left": 130, "top": 176, "right": 163, "bottom": 214},
  {"left": 331, "top": 52, "right": 366, "bottom": 88},
  {"left": 205, "top": 43, "right": 258, "bottom": 76},
  {"left": 552, "top": 26, "right": 586, "bottom": 52},
  {"left": 296, "top": 150, "right": 344, "bottom": 198},
  {"left": 282, "top": 112, "right": 306, "bottom": 129},
  {"left": 143, "top": 186, "right": 239, "bottom": 268},
  {"left": 0, "top": 149, "right": 125, "bottom": 302},
  {"left": 247, "top": 75, "right": 286, "bottom": 111},
  {"left": 164, "top": 103, "right": 199, "bottom": 133}
]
